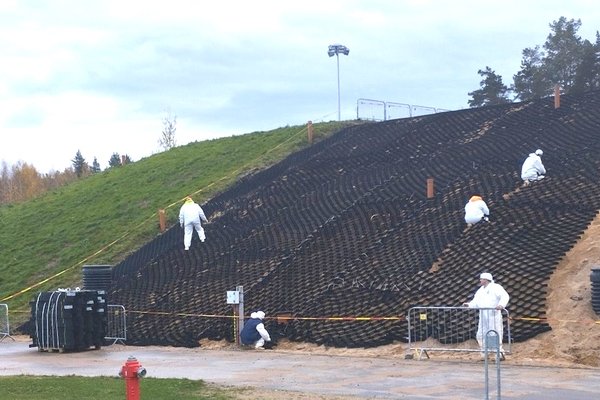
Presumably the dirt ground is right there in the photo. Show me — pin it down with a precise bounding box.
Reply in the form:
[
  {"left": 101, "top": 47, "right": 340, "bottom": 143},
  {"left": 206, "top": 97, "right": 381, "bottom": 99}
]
[
  {"left": 2, "top": 215, "right": 600, "bottom": 399},
  {"left": 518, "top": 210, "right": 600, "bottom": 368}
]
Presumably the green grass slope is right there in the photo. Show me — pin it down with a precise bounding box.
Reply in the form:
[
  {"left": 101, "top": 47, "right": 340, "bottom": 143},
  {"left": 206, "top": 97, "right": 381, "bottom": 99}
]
[{"left": 0, "top": 121, "right": 356, "bottom": 319}]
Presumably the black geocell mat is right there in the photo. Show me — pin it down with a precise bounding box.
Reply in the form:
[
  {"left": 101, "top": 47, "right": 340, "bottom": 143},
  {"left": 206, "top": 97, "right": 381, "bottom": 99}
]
[{"left": 109, "top": 90, "right": 600, "bottom": 347}]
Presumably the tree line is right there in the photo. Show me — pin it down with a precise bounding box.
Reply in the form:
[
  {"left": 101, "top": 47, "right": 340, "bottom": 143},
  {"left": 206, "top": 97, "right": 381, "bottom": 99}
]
[
  {"left": 468, "top": 17, "right": 599, "bottom": 107},
  {"left": 0, "top": 151, "right": 133, "bottom": 205},
  {"left": 0, "top": 161, "right": 76, "bottom": 204},
  {"left": 0, "top": 114, "right": 177, "bottom": 205},
  {"left": 70, "top": 150, "right": 133, "bottom": 178}
]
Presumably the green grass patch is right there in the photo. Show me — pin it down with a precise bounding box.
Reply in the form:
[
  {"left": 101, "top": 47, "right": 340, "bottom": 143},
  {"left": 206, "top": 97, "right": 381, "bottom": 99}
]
[
  {"left": 0, "top": 121, "right": 359, "bottom": 325},
  {"left": 0, "top": 375, "right": 234, "bottom": 399}
]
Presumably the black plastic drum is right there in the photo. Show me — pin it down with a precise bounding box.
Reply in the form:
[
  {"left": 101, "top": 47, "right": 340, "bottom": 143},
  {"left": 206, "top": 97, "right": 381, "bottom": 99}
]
[
  {"left": 82, "top": 265, "right": 113, "bottom": 292},
  {"left": 591, "top": 268, "right": 600, "bottom": 315}
]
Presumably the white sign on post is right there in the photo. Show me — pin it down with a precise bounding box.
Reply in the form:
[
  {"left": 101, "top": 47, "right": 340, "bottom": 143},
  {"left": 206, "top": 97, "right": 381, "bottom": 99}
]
[{"left": 226, "top": 291, "right": 240, "bottom": 304}]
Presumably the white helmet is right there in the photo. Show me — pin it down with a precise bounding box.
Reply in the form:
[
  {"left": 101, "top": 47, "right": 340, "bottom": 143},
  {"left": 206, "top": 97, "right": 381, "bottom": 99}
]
[{"left": 480, "top": 272, "right": 493, "bottom": 282}]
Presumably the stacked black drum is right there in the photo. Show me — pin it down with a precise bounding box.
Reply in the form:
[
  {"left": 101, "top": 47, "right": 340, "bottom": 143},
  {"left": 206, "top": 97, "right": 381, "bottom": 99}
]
[
  {"left": 29, "top": 289, "right": 107, "bottom": 352},
  {"left": 591, "top": 267, "right": 600, "bottom": 315},
  {"left": 82, "top": 265, "right": 112, "bottom": 292},
  {"left": 29, "top": 264, "right": 113, "bottom": 352}
]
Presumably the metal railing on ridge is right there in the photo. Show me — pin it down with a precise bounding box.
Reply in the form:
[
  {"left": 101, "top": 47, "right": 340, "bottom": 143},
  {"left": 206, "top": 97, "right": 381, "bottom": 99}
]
[{"left": 357, "top": 98, "right": 451, "bottom": 121}]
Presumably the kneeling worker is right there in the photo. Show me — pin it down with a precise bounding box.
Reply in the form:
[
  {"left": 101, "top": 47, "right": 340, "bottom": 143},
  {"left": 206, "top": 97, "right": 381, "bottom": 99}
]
[
  {"left": 521, "top": 149, "right": 546, "bottom": 184},
  {"left": 240, "top": 311, "right": 272, "bottom": 349},
  {"left": 464, "top": 195, "right": 490, "bottom": 225}
]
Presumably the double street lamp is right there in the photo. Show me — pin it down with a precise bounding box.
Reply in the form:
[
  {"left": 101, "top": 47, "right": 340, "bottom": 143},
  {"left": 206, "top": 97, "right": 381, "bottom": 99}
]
[{"left": 328, "top": 44, "right": 350, "bottom": 121}]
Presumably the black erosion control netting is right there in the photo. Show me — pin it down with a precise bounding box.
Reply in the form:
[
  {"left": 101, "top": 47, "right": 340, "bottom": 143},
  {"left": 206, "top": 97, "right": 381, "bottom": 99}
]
[{"left": 110, "top": 91, "right": 600, "bottom": 348}]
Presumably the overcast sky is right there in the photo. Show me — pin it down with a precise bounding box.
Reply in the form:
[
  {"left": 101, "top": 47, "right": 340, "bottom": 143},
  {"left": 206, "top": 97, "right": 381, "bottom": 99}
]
[{"left": 1, "top": 0, "right": 599, "bottom": 173}]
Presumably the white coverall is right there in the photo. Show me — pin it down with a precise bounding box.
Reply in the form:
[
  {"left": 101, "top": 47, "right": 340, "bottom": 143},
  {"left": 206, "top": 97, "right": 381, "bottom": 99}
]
[
  {"left": 241, "top": 311, "right": 271, "bottom": 349},
  {"left": 254, "top": 323, "right": 271, "bottom": 348},
  {"left": 464, "top": 197, "right": 490, "bottom": 225},
  {"left": 178, "top": 198, "right": 208, "bottom": 250},
  {"left": 465, "top": 281, "right": 510, "bottom": 354},
  {"left": 521, "top": 153, "right": 546, "bottom": 182}
]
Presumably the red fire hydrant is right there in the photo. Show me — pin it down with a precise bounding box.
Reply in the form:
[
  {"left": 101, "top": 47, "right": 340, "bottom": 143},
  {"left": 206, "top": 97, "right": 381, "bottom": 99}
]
[{"left": 119, "top": 356, "right": 147, "bottom": 400}]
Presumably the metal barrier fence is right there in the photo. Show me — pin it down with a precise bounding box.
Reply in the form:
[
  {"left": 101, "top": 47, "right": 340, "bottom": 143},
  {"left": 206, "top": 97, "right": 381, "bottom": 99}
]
[
  {"left": 407, "top": 306, "right": 511, "bottom": 360},
  {"left": 105, "top": 304, "right": 127, "bottom": 345},
  {"left": 356, "top": 98, "right": 450, "bottom": 121},
  {"left": 0, "top": 303, "right": 14, "bottom": 342}
]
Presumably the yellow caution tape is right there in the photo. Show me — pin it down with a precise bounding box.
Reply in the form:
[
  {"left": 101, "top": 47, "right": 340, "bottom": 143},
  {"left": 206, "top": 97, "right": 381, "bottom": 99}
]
[
  {"left": 121, "top": 310, "right": 405, "bottom": 321},
  {"left": 6, "top": 306, "right": 600, "bottom": 326}
]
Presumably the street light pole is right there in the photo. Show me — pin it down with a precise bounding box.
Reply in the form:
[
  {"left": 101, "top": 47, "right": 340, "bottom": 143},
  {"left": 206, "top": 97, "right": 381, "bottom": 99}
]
[
  {"left": 335, "top": 53, "right": 342, "bottom": 121},
  {"left": 328, "top": 44, "right": 350, "bottom": 121}
]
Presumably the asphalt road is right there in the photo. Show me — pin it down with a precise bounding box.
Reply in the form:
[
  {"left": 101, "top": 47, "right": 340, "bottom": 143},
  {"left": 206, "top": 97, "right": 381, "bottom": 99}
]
[{"left": 1, "top": 337, "right": 599, "bottom": 399}]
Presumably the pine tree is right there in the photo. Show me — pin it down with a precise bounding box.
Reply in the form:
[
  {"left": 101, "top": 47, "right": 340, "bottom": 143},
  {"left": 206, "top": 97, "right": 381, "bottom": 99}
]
[
  {"left": 513, "top": 46, "right": 551, "bottom": 101},
  {"left": 72, "top": 150, "right": 88, "bottom": 178},
  {"left": 512, "top": 17, "right": 587, "bottom": 100},
  {"left": 467, "top": 67, "right": 511, "bottom": 108},
  {"left": 91, "top": 157, "right": 101, "bottom": 173},
  {"left": 571, "top": 35, "right": 600, "bottom": 93},
  {"left": 108, "top": 153, "right": 121, "bottom": 168},
  {"left": 543, "top": 17, "right": 584, "bottom": 92}
]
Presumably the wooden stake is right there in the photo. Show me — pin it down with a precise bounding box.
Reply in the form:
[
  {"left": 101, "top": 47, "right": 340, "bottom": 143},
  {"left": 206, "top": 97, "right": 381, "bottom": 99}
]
[
  {"left": 158, "top": 209, "right": 166, "bottom": 232},
  {"left": 427, "top": 178, "right": 434, "bottom": 199}
]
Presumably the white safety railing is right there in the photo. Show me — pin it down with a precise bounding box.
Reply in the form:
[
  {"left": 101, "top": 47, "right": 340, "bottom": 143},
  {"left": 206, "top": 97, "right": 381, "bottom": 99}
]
[
  {"left": 407, "top": 306, "right": 511, "bottom": 360},
  {"left": 105, "top": 304, "right": 127, "bottom": 345},
  {"left": 357, "top": 98, "right": 451, "bottom": 121},
  {"left": 0, "top": 304, "right": 15, "bottom": 342},
  {"left": 0, "top": 303, "right": 14, "bottom": 342}
]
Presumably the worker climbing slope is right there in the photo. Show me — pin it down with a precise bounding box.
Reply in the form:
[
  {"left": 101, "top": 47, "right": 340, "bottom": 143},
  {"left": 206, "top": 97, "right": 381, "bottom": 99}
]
[{"left": 178, "top": 196, "right": 208, "bottom": 250}]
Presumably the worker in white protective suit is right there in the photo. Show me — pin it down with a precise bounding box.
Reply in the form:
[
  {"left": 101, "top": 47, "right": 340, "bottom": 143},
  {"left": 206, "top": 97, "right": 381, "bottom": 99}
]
[
  {"left": 240, "top": 311, "right": 272, "bottom": 349},
  {"left": 178, "top": 196, "right": 208, "bottom": 250},
  {"left": 521, "top": 149, "right": 546, "bottom": 184},
  {"left": 464, "top": 195, "right": 490, "bottom": 225},
  {"left": 463, "top": 272, "right": 510, "bottom": 359}
]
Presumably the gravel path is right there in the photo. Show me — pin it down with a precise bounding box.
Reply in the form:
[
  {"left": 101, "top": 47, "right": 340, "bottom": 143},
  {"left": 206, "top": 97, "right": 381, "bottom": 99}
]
[{"left": 2, "top": 337, "right": 599, "bottom": 399}]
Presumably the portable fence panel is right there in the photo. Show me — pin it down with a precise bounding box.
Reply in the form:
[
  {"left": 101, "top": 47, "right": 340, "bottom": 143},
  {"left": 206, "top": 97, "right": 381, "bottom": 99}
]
[
  {"left": 105, "top": 304, "right": 127, "bottom": 344},
  {"left": 357, "top": 98, "right": 385, "bottom": 121},
  {"left": 0, "top": 303, "right": 11, "bottom": 342},
  {"left": 385, "top": 102, "right": 412, "bottom": 119},
  {"left": 410, "top": 105, "right": 437, "bottom": 117},
  {"left": 407, "top": 306, "right": 511, "bottom": 359}
]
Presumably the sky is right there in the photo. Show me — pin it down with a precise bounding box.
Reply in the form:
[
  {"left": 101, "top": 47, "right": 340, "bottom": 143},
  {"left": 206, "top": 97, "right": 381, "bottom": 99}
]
[{"left": 1, "top": 0, "right": 599, "bottom": 173}]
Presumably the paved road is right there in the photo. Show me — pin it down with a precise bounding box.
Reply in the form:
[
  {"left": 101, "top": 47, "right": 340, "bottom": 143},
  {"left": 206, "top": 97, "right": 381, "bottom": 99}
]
[{"left": 1, "top": 337, "right": 599, "bottom": 399}]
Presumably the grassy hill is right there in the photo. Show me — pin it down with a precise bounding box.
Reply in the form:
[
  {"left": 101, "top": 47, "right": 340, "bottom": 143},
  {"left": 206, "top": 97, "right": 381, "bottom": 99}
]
[{"left": 0, "top": 121, "right": 355, "bottom": 319}]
